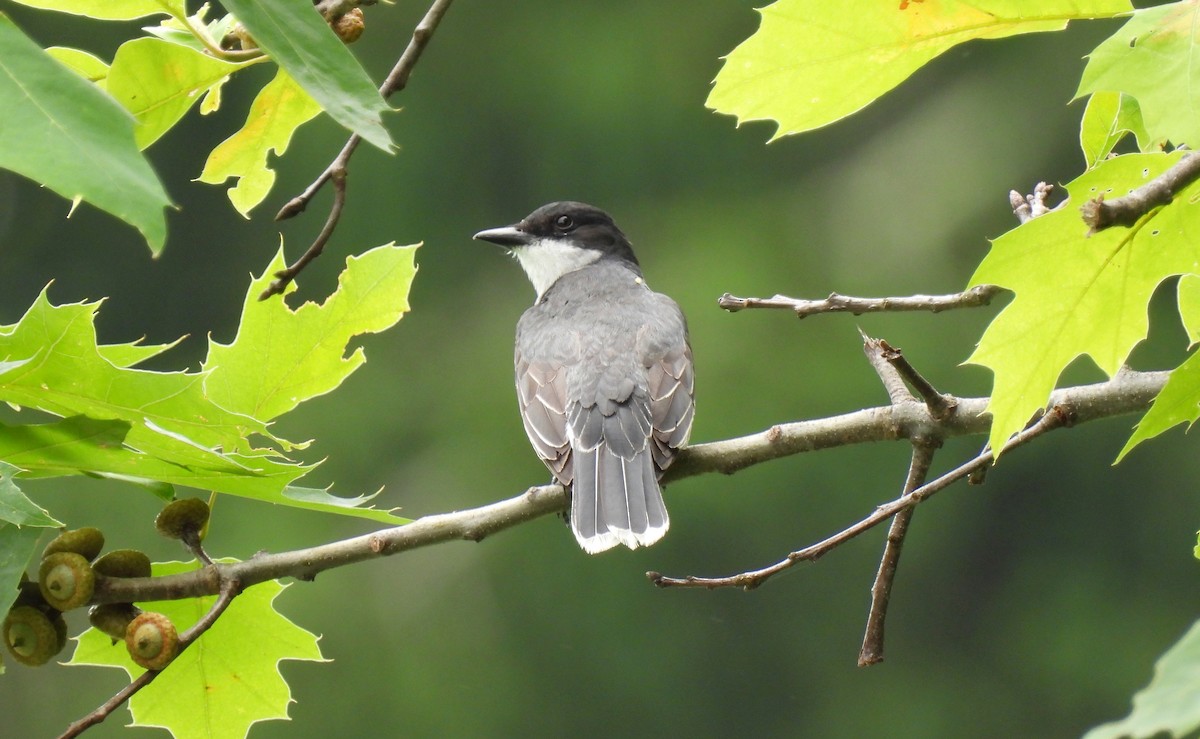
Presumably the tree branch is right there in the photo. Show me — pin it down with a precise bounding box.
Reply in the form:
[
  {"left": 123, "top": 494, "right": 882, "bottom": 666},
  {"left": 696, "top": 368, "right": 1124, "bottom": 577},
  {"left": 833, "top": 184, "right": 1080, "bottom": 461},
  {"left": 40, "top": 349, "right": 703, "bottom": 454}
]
[
  {"left": 1080, "top": 151, "right": 1200, "bottom": 232},
  {"left": 88, "top": 369, "right": 1167, "bottom": 606},
  {"left": 263, "top": 0, "right": 456, "bottom": 299},
  {"left": 59, "top": 577, "right": 242, "bottom": 739},
  {"left": 717, "top": 285, "right": 1004, "bottom": 318}
]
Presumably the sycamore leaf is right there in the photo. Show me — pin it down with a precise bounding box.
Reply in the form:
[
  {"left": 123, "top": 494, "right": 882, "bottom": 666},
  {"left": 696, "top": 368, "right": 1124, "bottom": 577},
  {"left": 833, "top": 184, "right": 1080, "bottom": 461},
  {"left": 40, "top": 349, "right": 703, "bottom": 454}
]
[
  {"left": 1077, "top": 2, "right": 1200, "bottom": 149},
  {"left": 968, "top": 152, "right": 1200, "bottom": 455},
  {"left": 205, "top": 243, "right": 418, "bottom": 422},
  {"left": 106, "top": 38, "right": 252, "bottom": 149},
  {"left": 1079, "top": 91, "right": 1148, "bottom": 168},
  {"left": 0, "top": 14, "right": 171, "bottom": 254},
  {"left": 44, "top": 46, "right": 109, "bottom": 86},
  {"left": 1118, "top": 349, "right": 1200, "bottom": 460},
  {"left": 70, "top": 560, "right": 326, "bottom": 739},
  {"left": 220, "top": 0, "right": 393, "bottom": 151},
  {"left": 1085, "top": 619, "right": 1200, "bottom": 739},
  {"left": 5, "top": 0, "right": 179, "bottom": 21},
  {"left": 198, "top": 68, "right": 322, "bottom": 216},
  {"left": 708, "top": 0, "right": 1133, "bottom": 141}
]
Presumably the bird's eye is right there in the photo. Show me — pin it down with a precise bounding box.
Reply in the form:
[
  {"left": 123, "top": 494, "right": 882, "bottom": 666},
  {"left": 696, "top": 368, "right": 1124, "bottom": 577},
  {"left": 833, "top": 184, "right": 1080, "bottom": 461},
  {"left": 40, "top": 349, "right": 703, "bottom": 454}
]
[{"left": 554, "top": 215, "right": 574, "bottom": 231}]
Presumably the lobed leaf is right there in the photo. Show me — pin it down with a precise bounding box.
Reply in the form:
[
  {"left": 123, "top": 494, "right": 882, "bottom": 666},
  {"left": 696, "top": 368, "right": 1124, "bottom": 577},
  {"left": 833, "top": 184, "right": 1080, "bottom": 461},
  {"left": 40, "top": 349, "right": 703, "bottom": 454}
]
[
  {"left": 70, "top": 560, "right": 326, "bottom": 739},
  {"left": 44, "top": 46, "right": 110, "bottom": 86},
  {"left": 1085, "top": 619, "right": 1200, "bottom": 739},
  {"left": 1079, "top": 91, "right": 1148, "bottom": 168},
  {"left": 1118, "top": 348, "right": 1200, "bottom": 460},
  {"left": 106, "top": 38, "right": 252, "bottom": 149},
  {"left": 708, "top": 0, "right": 1133, "bottom": 141},
  {"left": 220, "top": 0, "right": 393, "bottom": 151},
  {"left": 198, "top": 68, "right": 322, "bottom": 216},
  {"left": 0, "top": 14, "right": 172, "bottom": 253},
  {"left": 1077, "top": 2, "right": 1200, "bottom": 149},
  {"left": 967, "top": 152, "right": 1200, "bottom": 454}
]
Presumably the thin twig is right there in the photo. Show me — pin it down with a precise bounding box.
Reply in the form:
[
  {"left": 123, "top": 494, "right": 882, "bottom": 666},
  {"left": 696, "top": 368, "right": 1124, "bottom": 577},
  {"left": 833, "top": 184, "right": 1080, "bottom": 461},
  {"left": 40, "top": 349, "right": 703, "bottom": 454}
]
[
  {"left": 59, "top": 577, "right": 242, "bottom": 739},
  {"left": 1080, "top": 151, "right": 1200, "bottom": 232},
  {"left": 264, "top": 0, "right": 457, "bottom": 299},
  {"left": 85, "top": 371, "right": 1166, "bottom": 606},
  {"left": 858, "top": 441, "right": 936, "bottom": 667},
  {"left": 860, "top": 332, "right": 911, "bottom": 404},
  {"left": 718, "top": 285, "right": 1004, "bottom": 317},
  {"left": 260, "top": 169, "right": 348, "bottom": 299},
  {"left": 647, "top": 407, "right": 1069, "bottom": 590},
  {"left": 878, "top": 341, "right": 958, "bottom": 421}
]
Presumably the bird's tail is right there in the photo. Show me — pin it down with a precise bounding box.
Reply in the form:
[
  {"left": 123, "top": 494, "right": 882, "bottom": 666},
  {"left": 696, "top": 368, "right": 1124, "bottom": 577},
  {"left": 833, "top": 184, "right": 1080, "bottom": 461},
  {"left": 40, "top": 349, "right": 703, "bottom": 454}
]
[{"left": 570, "top": 445, "right": 668, "bottom": 554}]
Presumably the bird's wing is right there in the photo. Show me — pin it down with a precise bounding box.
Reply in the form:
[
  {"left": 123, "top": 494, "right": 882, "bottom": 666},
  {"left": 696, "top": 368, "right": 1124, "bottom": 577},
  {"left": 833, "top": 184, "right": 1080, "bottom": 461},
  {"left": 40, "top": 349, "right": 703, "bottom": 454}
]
[
  {"left": 514, "top": 351, "right": 572, "bottom": 485},
  {"left": 646, "top": 342, "right": 695, "bottom": 474}
]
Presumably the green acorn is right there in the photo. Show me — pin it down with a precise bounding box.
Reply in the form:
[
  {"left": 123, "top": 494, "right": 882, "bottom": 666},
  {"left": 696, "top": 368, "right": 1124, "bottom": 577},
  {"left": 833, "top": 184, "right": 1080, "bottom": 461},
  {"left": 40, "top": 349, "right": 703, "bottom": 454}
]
[
  {"left": 89, "top": 603, "right": 142, "bottom": 643},
  {"left": 43, "top": 527, "right": 105, "bottom": 561},
  {"left": 38, "top": 552, "right": 95, "bottom": 611},
  {"left": 3, "top": 606, "right": 63, "bottom": 666},
  {"left": 155, "top": 498, "right": 210, "bottom": 542},
  {"left": 93, "top": 549, "right": 152, "bottom": 579},
  {"left": 125, "top": 611, "right": 179, "bottom": 670}
]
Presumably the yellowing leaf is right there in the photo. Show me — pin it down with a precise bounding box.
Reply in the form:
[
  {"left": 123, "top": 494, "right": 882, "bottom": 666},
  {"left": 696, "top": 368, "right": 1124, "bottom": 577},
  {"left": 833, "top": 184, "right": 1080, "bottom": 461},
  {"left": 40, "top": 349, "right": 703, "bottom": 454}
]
[
  {"left": 709, "top": 0, "right": 1133, "bottom": 140},
  {"left": 968, "top": 152, "right": 1200, "bottom": 454},
  {"left": 205, "top": 243, "right": 418, "bottom": 422},
  {"left": 69, "top": 561, "right": 326, "bottom": 739},
  {"left": 106, "top": 37, "right": 252, "bottom": 149},
  {"left": 1077, "top": 1, "right": 1200, "bottom": 148},
  {"left": 199, "top": 69, "right": 322, "bottom": 216}
]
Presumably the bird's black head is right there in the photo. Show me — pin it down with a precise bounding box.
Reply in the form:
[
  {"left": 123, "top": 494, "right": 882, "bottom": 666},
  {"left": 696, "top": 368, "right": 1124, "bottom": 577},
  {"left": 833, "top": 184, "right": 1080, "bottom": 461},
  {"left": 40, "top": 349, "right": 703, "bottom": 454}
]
[{"left": 474, "top": 202, "right": 641, "bottom": 298}]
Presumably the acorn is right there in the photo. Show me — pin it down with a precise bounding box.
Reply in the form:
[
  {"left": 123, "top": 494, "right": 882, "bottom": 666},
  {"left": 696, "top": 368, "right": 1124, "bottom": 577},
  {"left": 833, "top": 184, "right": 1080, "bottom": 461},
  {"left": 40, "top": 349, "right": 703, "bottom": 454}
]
[
  {"left": 3, "top": 606, "right": 63, "bottom": 666},
  {"left": 155, "top": 498, "right": 210, "bottom": 542},
  {"left": 43, "top": 527, "right": 105, "bottom": 561},
  {"left": 92, "top": 549, "right": 152, "bottom": 579},
  {"left": 38, "top": 552, "right": 95, "bottom": 611},
  {"left": 89, "top": 603, "right": 142, "bottom": 643},
  {"left": 332, "top": 8, "right": 364, "bottom": 44},
  {"left": 125, "top": 612, "right": 178, "bottom": 670}
]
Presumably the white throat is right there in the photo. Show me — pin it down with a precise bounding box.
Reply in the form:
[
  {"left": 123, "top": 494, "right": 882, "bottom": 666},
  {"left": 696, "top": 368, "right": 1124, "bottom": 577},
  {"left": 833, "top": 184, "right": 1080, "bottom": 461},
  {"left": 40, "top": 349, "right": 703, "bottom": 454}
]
[{"left": 511, "top": 239, "right": 602, "bottom": 299}]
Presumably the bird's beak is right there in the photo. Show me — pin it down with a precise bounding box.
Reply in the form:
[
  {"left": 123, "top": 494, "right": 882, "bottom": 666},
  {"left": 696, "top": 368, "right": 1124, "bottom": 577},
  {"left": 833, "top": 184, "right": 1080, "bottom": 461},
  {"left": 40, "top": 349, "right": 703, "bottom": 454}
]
[{"left": 473, "top": 224, "right": 532, "bottom": 248}]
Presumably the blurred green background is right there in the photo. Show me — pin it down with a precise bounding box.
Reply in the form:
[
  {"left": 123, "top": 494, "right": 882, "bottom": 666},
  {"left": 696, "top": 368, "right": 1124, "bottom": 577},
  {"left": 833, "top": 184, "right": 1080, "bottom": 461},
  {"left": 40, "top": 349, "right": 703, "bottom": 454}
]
[{"left": 1, "top": 2, "right": 1198, "bottom": 737}]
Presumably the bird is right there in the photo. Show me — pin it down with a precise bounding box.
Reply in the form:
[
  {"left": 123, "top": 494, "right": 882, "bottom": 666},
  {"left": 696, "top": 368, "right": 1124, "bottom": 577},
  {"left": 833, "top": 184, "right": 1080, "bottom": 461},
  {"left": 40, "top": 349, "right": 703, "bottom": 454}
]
[{"left": 474, "top": 202, "right": 695, "bottom": 554}]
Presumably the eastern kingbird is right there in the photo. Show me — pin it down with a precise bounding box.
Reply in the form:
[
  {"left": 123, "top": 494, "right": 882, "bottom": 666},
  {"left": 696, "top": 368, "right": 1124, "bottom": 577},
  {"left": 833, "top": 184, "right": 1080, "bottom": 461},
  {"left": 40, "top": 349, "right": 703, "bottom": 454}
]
[{"left": 474, "top": 202, "right": 695, "bottom": 554}]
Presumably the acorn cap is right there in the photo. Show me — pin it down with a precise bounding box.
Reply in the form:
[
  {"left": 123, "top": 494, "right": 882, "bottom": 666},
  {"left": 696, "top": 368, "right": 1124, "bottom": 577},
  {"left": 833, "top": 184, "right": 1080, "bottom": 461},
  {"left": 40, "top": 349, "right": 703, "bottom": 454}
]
[
  {"left": 3, "top": 606, "right": 64, "bottom": 666},
  {"left": 155, "top": 498, "right": 210, "bottom": 540},
  {"left": 93, "top": 549, "right": 152, "bottom": 579},
  {"left": 38, "top": 552, "right": 96, "bottom": 611},
  {"left": 125, "top": 611, "right": 178, "bottom": 671},
  {"left": 43, "top": 527, "right": 105, "bottom": 561}
]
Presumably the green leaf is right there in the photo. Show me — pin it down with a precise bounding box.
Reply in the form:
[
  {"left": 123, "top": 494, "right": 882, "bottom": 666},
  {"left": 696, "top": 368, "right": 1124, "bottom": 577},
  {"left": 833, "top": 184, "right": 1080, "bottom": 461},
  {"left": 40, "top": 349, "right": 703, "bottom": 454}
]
[
  {"left": 968, "top": 152, "right": 1200, "bottom": 454},
  {"left": 1179, "top": 273, "right": 1200, "bottom": 345},
  {"left": 6, "top": 0, "right": 179, "bottom": 21},
  {"left": 0, "top": 521, "right": 43, "bottom": 656},
  {"left": 1085, "top": 619, "right": 1200, "bottom": 739},
  {"left": 96, "top": 336, "right": 185, "bottom": 368},
  {"left": 1077, "top": 2, "right": 1200, "bottom": 148},
  {"left": 1079, "top": 91, "right": 1148, "bottom": 168},
  {"left": 44, "top": 46, "right": 109, "bottom": 86},
  {"left": 70, "top": 560, "right": 327, "bottom": 739},
  {"left": 0, "top": 461, "right": 64, "bottom": 527},
  {"left": 205, "top": 243, "right": 418, "bottom": 422},
  {"left": 0, "top": 14, "right": 172, "bottom": 254},
  {"left": 220, "top": 0, "right": 393, "bottom": 151},
  {"left": 106, "top": 37, "right": 252, "bottom": 149},
  {"left": 198, "top": 68, "right": 322, "bottom": 216},
  {"left": 1117, "top": 348, "right": 1200, "bottom": 460},
  {"left": 708, "top": 0, "right": 1133, "bottom": 141}
]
